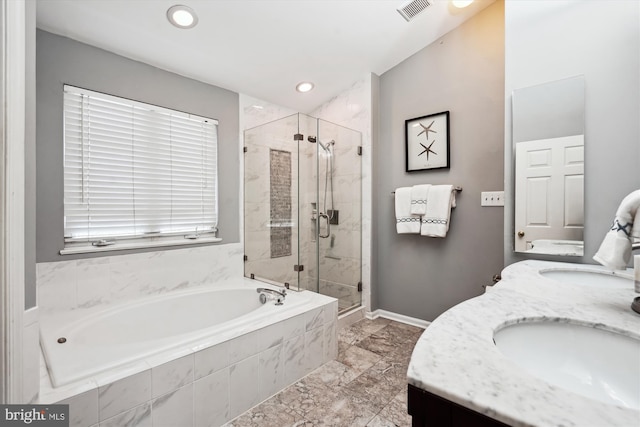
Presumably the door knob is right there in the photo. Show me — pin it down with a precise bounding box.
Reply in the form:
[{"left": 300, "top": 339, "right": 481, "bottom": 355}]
[{"left": 517, "top": 230, "right": 525, "bottom": 238}]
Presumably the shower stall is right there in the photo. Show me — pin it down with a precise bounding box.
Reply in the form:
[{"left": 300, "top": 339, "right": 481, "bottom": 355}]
[{"left": 244, "top": 113, "right": 362, "bottom": 313}]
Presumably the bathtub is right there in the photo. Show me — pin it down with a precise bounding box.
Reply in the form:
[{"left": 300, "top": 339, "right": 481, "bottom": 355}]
[{"left": 39, "top": 277, "right": 338, "bottom": 426}]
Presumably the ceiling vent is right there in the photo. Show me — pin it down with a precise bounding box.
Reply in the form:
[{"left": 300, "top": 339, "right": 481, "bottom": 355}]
[{"left": 397, "top": 0, "right": 431, "bottom": 22}]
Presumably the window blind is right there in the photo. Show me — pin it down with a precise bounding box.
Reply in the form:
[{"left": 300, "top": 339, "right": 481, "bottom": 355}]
[{"left": 63, "top": 85, "right": 218, "bottom": 246}]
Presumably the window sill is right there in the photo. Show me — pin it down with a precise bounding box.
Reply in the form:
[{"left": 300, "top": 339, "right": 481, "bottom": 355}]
[{"left": 59, "top": 237, "right": 223, "bottom": 255}]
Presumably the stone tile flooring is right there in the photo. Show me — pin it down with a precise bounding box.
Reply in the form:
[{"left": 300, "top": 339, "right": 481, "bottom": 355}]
[{"left": 226, "top": 318, "right": 425, "bottom": 427}]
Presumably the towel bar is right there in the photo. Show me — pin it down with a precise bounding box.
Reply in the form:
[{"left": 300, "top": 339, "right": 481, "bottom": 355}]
[{"left": 391, "top": 186, "right": 462, "bottom": 195}]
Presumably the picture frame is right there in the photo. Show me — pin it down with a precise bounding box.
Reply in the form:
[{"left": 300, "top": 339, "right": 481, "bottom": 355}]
[{"left": 405, "top": 111, "right": 450, "bottom": 172}]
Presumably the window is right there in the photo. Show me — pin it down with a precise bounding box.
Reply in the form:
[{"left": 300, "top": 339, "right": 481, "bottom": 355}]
[{"left": 62, "top": 85, "right": 220, "bottom": 254}]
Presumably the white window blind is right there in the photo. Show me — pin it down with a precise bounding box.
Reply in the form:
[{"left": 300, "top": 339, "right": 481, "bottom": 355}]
[{"left": 63, "top": 85, "right": 218, "bottom": 249}]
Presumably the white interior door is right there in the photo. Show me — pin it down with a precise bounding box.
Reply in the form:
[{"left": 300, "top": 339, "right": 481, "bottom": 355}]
[{"left": 515, "top": 135, "right": 584, "bottom": 252}]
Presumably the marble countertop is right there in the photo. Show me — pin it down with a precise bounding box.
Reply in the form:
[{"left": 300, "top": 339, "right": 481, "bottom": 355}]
[{"left": 408, "top": 260, "right": 640, "bottom": 427}]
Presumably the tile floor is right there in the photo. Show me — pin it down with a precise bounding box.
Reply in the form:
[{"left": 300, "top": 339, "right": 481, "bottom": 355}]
[{"left": 226, "top": 317, "right": 425, "bottom": 427}]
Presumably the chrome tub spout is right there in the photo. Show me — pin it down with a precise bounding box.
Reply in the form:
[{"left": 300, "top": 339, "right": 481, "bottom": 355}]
[{"left": 256, "top": 287, "right": 286, "bottom": 305}]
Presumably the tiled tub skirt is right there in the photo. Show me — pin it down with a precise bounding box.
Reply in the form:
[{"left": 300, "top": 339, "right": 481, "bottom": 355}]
[{"left": 38, "top": 281, "right": 338, "bottom": 427}]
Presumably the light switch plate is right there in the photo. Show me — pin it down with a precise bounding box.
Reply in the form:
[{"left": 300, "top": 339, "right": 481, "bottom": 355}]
[{"left": 481, "top": 191, "right": 504, "bottom": 207}]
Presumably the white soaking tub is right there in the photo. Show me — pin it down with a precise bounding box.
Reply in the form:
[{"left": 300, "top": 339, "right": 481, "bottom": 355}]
[{"left": 40, "top": 281, "right": 321, "bottom": 388}]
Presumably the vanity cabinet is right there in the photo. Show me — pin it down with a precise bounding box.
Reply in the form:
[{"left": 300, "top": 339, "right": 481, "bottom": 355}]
[{"left": 408, "top": 384, "right": 511, "bottom": 427}]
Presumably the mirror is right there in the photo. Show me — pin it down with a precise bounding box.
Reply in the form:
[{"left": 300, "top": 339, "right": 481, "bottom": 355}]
[{"left": 513, "top": 75, "right": 585, "bottom": 256}]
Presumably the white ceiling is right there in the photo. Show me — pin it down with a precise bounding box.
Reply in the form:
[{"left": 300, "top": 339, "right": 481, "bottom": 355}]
[{"left": 36, "top": 0, "right": 495, "bottom": 112}]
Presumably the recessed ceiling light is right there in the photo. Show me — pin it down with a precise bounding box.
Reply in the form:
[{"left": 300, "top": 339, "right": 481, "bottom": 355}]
[
  {"left": 296, "top": 82, "right": 314, "bottom": 93},
  {"left": 167, "top": 5, "right": 198, "bottom": 29},
  {"left": 452, "top": 0, "right": 474, "bottom": 8}
]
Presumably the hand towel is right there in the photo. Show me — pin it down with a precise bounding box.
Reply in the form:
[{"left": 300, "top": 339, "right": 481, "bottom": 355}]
[
  {"left": 410, "top": 184, "right": 431, "bottom": 215},
  {"left": 631, "top": 192, "right": 640, "bottom": 240},
  {"left": 593, "top": 233, "right": 632, "bottom": 270},
  {"left": 395, "top": 187, "right": 421, "bottom": 234},
  {"left": 421, "top": 185, "right": 456, "bottom": 237},
  {"left": 593, "top": 189, "right": 640, "bottom": 270}
]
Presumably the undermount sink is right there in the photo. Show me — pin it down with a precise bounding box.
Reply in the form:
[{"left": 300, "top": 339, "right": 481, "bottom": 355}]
[
  {"left": 540, "top": 268, "right": 633, "bottom": 289},
  {"left": 494, "top": 321, "right": 640, "bottom": 410}
]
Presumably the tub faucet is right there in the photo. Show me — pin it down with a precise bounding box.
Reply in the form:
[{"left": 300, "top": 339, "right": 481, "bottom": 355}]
[{"left": 256, "top": 287, "right": 286, "bottom": 305}]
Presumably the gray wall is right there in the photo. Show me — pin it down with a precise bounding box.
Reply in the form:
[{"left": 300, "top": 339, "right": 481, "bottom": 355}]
[
  {"left": 25, "top": 1, "right": 36, "bottom": 308},
  {"left": 36, "top": 30, "right": 240, "bottom": 265},
  {"left": 504, "top": 1, "right": 640, "bottom": 266},
  {"left": 374, "top": 2, "right": 505, "bottom": 321}
]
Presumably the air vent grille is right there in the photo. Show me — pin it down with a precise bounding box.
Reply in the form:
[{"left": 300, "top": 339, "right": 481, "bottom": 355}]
[{"left": 397, "top": 0, "right": 431, "bottom": 22}]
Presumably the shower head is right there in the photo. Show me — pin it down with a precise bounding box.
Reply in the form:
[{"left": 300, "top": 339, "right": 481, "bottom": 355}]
[{"left": 318, "top": 140, "right": 335, "bottom": 153}]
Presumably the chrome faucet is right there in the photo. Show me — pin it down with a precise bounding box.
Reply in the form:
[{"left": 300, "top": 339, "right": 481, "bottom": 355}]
[{"left": 256, "top": 287, "right": 286, "bottom": 305}]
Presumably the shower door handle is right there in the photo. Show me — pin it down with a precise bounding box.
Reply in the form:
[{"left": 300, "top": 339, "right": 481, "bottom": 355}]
[{"left": 318, "top": 213, "right": 330, "bottom": 238}]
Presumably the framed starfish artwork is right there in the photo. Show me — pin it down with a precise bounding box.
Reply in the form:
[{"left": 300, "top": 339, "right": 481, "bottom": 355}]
[{"left": 405, "top": 111, "right": 450, "bottom": 172}]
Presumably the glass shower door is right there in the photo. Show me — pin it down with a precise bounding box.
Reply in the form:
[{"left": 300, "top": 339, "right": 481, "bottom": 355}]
[
  {"left": 243, "top": 113, "right": 362, "bottom": 313},
  {"left": 243, "top": 114, "right": 301, "bottom": 290},
  {"left": 315, "top": 119, "right": 362, "bottom": 312}
]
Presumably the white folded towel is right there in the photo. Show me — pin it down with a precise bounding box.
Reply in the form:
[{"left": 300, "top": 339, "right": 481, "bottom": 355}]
[
  {"left": 632, "top": 193, "right": 640, "bottom": 240},
  {"left": 395, "top": 187, "right": 421, "bottom": 234},
  {"left": 410, "top": 184, "right": 430, "bottom": 215},
  {"left": 593, "top": 233, "right": 632, "bottom": 271},
  {"left": 594, "top": 189, "right": 640, "bottom": 270},
  {"left": 421, "top": 185, "right": 456, "bottom": 237}
]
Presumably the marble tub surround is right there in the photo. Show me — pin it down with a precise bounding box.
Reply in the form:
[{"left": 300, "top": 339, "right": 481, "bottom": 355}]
[
  {"left": 227, "top": 317, "right": 424, "bottom": 427},
  {"left": 41, "top": 281, "right": 329, "bottom": 388},
  {"left": 408, "top": 260, "right": 640, "bottom": 427},
  {"left": 36, "top": 243, "right": 244, "bottom": 316},
  {"left": 39, "top": 285, "right": 338, "bottom": 427}
]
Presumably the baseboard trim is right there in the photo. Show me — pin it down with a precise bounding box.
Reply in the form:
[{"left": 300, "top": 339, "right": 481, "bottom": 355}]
[{"left": 365, "top": 309, "right": 431, "bottom": 329}]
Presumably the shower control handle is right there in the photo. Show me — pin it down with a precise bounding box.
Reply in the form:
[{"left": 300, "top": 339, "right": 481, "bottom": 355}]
[{"left": 318, "top": 212, "right": 331, "bottom": 238}]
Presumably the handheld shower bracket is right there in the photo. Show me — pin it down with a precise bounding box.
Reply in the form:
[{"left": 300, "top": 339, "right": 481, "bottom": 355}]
[{"left": 327, "top": 209, "right": 339, "bottom": 225}]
